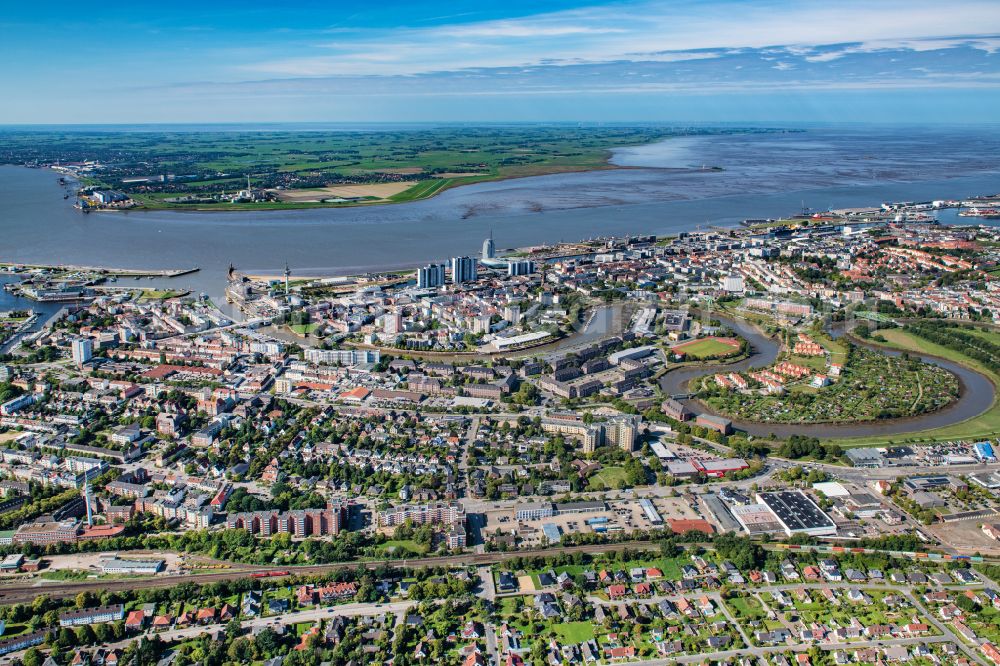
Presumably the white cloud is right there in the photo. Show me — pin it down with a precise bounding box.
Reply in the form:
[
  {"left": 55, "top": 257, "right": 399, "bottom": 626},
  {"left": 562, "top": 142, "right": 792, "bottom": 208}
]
[
  {"left": 241, "top": 0, "right": 1000, "bottom": 77},
  {"left": 438, "top": 22, "right": 627, "bottom": 38},
  {"left": 802, "top": 36, "right": 1000, "bottom": 62}
]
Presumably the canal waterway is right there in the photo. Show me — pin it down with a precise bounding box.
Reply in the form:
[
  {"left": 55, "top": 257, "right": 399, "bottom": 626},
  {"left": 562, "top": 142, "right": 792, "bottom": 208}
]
[{"left": 658, "top": 316, "right": 996, "bottom": 439}]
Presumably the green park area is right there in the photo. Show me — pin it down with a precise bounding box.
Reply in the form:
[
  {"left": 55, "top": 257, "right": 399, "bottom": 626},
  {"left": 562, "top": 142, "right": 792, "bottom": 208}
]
[
  {"left": 374, "top": 539, "right": 429, "bottom": 557},
  {"left": 828, "top": 323, "right": 1000, "bottom": 446},
  {"left": 288, "top": 322, "right": 321, "bottom": 335},
  {"left": 703, "top": 345, "right": 959, "bottom": 424},
  {"left": 138, "top": 289, "right": 185, "bottom": 301},
  {"left": 586, "top": 466, "right": 629, "bottom": 491},
  {"left": 673, "top": 336, "right": 742, "bottom": 360}
]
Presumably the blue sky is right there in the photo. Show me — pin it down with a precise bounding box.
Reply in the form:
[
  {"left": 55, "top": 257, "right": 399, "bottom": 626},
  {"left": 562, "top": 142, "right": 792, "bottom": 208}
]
[{"left": 2, "top": 0, "right": 1000, "bottom": 123}]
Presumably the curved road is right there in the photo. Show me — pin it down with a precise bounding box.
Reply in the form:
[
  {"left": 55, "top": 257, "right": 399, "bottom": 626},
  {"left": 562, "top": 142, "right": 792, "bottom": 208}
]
[{"left": 659, "top": 314, "right": 996, "bottom": 439}]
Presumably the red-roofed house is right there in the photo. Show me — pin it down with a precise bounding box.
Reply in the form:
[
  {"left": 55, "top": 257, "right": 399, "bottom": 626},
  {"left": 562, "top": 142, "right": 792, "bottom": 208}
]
[
  {"left": 605, "top": 646, "right": 636, "bottom": 661},
  {"left": 124, "top": 610, "right": 145, "bottom": 631},
  {"left": 295, "top": 625, "right": 321, "bottom": 651},
  {"left": 981, "top": 642, "right": 1000, "bottom": 666}
]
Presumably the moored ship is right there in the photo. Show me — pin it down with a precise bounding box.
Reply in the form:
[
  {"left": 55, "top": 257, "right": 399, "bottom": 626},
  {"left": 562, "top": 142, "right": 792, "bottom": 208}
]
[{"left": 958, "top": 207, "right": 1000, "bottom": 219}]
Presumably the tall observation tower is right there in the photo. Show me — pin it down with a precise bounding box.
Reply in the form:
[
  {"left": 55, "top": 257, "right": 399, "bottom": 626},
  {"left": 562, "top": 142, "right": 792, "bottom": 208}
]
[
  {"left": 283, "top": 263, "right": 291, "bottom": 295},
  {"left": 482, "top": 230, "right": 495, "bottom": 260}
]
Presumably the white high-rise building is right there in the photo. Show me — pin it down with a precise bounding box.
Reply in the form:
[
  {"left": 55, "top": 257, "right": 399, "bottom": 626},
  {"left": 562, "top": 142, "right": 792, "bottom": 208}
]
[
  {"left": 606, "top": 415, "right": 640, "bottom": 452},
  {"left": 71, "top": 338, "right": 93, "bottom": 365},
  {"left": 450, "top": 256, "right": 478, "bottom": 284},
  {"left": 482, "top": 233, "right": 495, "bottom": 260},
  {"left": 416, "top": 263, "right": 446, "bottom": 289},
  {"left": 507, "top": 259, "right": 535, "bottom": 276}
]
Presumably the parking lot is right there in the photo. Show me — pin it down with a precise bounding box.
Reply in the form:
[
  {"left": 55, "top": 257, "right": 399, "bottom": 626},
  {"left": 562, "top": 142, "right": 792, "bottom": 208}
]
[{"left": 486, "top": 495, "right": 709, "bottom": 547}]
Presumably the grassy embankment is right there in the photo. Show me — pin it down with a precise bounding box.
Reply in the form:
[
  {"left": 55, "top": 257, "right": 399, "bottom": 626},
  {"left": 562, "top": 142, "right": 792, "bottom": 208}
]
[{"left": 138, "top": 289, "right": 185, "bottom": 301}]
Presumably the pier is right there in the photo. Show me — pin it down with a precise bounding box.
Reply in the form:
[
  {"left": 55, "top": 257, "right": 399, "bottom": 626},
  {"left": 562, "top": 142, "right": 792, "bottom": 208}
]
[{"left": 0, "top": 263, "right": 199, "bottom": 278}]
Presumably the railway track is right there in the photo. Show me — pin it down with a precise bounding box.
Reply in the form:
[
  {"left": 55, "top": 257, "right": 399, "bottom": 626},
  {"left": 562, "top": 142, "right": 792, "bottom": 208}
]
[
  {"left": 0, "top": 541, "right": 660, "bottom": 604},
  {"left": 2, "top": 539, "right": 995, "bottom": 605}
]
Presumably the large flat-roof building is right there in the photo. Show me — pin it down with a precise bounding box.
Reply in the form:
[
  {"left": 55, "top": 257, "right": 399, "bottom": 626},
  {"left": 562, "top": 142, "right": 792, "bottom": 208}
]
[
  {"left": 903, "top": 476, "right": 966, "bottom": 493},
  {"left": 845, "top": 448, "right": 885, "bottom": 468},
  {"left": 13, "top": 519, "right": 78, "bottom": 546},
  {"left": 661, "top": 310, "right": 689, "bottom": 332},
  {"left": 974, "top": 441, "right": 996, "bottom": 462},
  {"left": 554, "top": 500, "right": 606, "bottom": 515},
  {"left": 99, "top": 557, "right": 164, "bottom": 575},
  {"left": 639, "top": 498, "right": 663, "bottom": 525},
  {"left": 756, "top": 491, "right": 837, "bottom": 537},
  {"left": 665, "top": 460, "right": 699, "bottom": 478},
  {"left": 730, "top": 504, "right": 785, "bottom": 535},
  {"left": 695, "top": 458, "right": 749, "bottom": 478},
  {"left": 516, "top": 502, "right": 554, "bottom": 522},
  {"left": 0, "top": 554, "right": 24, "bottom": 572},
  {"left": 542, "top": 523, "right": 561, "bottom": 544}
]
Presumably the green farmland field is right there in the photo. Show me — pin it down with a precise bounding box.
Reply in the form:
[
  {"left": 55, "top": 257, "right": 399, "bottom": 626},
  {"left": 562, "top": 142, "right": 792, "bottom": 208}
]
[{"left": 0, "top": 125, "right": 776, "bottom": 211}]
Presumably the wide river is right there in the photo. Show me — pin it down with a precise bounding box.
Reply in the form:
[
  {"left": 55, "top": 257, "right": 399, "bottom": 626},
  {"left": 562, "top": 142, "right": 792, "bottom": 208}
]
[
  {"left": 2, "top": 125, "right": 1000, "bottom": 304},
  {"left": 2, "top": 125, "right": 999, "bottom": 438}
]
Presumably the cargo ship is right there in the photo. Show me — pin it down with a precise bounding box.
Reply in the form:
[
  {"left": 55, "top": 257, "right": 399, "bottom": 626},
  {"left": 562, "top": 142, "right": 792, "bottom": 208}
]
[{"left": 958, "top": 207, "right": 1000, "bottom": 219}]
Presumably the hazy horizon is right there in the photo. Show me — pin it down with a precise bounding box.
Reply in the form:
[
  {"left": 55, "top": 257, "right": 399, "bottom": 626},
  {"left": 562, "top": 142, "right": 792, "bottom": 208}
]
[{"left": 2, "top": 120, "right": 1000, "bottom": 130}]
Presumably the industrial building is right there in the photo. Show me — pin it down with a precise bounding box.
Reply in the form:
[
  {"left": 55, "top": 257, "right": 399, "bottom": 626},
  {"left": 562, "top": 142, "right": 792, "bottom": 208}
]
[
  {"left": 755, "top": 491, "right": 837, "bottom": 537},
  {"left": 638, "top": 498, "right": 663, "bottom": 525},
  {"left": 730, "top": 504, "right": 784, "bottom": 535},
  {"left": 844, "top": 447, "right": 885, "bottom": 468},
  {"left": 99, "top": 557, "right": 165, "bottom": 575}
]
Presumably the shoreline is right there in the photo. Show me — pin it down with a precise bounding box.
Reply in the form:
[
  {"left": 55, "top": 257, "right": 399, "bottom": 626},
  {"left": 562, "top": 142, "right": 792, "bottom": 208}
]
[
  {"left": 3, "top": 132, "right": 1000, "bottom": 302},
  {"left": 81, "top": 164, "right": 673, "bottom": 214},
  {"left": 35, "top": 134, "right": 714, "bottom": 214},
  {"left": 0, "top": 262, "right": 199, "bottom": 278}
]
